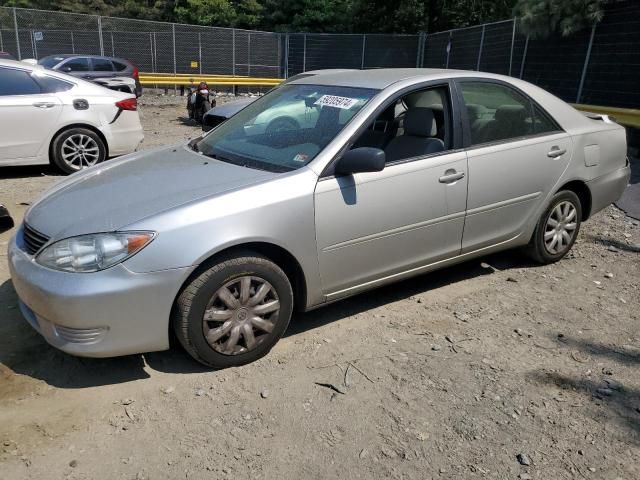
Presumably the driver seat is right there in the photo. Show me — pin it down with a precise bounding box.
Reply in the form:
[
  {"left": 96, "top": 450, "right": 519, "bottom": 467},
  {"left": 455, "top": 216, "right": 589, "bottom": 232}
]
[{"left": 385, "top": 108, "right": 445, "bottom": 162}]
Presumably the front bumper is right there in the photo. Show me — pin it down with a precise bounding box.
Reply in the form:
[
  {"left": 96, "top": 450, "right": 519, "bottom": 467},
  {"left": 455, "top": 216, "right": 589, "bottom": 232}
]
[
  {"left": 587, "top": 165, "right": 632, "bottom": 217},
  {"left": 8, "top": 231, "right": 193, "bottom": 358}
]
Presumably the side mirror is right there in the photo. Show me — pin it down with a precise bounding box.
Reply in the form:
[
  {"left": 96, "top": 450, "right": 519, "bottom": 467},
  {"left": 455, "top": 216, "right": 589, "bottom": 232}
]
[
  {"left": 61, "top": 66, "right": 72, "bottom": 73},
  {"left": 0, "top": 205, "right": 14, "bottom": 234},
  {"left": 335, "top": 147, "right": 385, "bottom": 175}
]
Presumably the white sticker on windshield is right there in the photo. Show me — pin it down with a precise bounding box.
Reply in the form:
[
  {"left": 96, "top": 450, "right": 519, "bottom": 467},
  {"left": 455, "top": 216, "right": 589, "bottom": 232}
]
[{"left": 314, "top": 95, "right": 359, "bottom": 110}]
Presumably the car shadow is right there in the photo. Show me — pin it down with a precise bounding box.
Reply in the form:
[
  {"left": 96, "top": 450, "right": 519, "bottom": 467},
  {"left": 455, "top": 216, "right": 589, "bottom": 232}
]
[
  {"left": 0, "top": 164, "right": 60, "bottom": 180},
  {"left": 286, "top": 249, "right": 537, "bottom": 337},
  {"left": 527, "top": 334, "right": 640, "bottom": 440},
  {"left": 0, "top": 249, "right": 538, "bottom": 389}
]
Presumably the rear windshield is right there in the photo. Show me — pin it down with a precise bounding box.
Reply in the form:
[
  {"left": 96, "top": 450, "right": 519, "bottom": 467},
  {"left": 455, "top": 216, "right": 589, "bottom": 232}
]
[{"left": 195, "top": 84, "right": 378, "bottom": 172}]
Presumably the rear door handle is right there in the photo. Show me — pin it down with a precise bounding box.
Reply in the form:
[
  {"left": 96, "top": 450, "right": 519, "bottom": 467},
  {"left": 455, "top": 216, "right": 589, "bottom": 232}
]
[
  {"left": 32, "top": 102, "right": 56, "bottom": 109},
  {"left": 439, "top": 169, "right": 465, "bottom": 184},
  {"left": 547, "top": 147, "right": 567, "bottom": 158}
]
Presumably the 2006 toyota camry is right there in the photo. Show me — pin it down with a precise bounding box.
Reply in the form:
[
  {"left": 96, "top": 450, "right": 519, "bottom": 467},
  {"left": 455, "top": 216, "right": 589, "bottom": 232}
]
[{"left": 9, "top": 69, "right": 630, "bottom": 368}]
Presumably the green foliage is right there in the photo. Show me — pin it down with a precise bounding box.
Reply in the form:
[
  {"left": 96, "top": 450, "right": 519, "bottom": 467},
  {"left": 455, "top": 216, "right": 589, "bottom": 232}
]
[
  {"left": 174, "top": 0, "right": 237, "bottom": 26},
  {"left": 4, "top": 0, "right": 606, "bottom": 38},
  {"left": 514, "top": 0, "right": 607, "bottom": 38}
]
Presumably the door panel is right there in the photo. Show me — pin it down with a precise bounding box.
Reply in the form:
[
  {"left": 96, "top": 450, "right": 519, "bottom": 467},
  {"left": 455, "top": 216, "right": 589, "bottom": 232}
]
[
  {"left": 315, "top": 151, "right": 468, "bottom": 296},
  {"left": 462, "top": 132, "right": 573, "bottom": 252},
  {"left": 0, "top": 94, "right": 63, "bottom": 162}
]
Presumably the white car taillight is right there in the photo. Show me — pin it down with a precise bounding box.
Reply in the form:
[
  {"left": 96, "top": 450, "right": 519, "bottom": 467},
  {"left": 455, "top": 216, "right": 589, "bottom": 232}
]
[{"left": 115, "top": 98, "right": 137, "bottom": 111}]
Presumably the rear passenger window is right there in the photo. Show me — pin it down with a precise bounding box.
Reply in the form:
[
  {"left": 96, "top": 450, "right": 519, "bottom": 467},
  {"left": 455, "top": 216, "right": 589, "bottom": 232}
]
[
  {"left": 0, "top": 68, "right": 41, "bottom": 96},
  {"left": 113, "top": 61, "right": 128, "bottom": 72},
  {"left": 532, "top": 104, "right": 558, "bottom": 134},
  {"left": 460, "top": 82, "right": 558, "bottom": 146},
  {"left": 92, "top": 58, "right": 114, "bottom": 72},
  {"left": 33, "top": 73, "right": 74, "bottom": 93},
  {"left": 61, "top": 58, "right": 89, "bottom": 72}
]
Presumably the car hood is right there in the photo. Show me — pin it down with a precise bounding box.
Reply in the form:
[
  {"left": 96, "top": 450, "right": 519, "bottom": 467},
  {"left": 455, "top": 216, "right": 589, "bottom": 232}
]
[
  {"left": 207, "top": 97, "right": 256, "bottom": 118},
  {"left": 25, "top": 144, "right": 277, "bottom": 240}
]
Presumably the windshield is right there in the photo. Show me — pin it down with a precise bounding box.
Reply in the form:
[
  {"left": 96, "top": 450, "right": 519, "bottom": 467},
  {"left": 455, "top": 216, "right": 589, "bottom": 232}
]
[
  {"left": 39, "top": 56, "right": 65, "bottom": 68},
  {"left": 195, "top": 84, "right": 378, "bottom": 172}
]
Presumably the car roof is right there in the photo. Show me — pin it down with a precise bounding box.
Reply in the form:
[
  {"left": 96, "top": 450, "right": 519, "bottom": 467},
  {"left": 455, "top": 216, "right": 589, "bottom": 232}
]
[
  {"left": 289, "top": 68, "right": 510, "bottom": 89},
  {"left": 40, "top": 54, "right": 130, "bottom": 62}
]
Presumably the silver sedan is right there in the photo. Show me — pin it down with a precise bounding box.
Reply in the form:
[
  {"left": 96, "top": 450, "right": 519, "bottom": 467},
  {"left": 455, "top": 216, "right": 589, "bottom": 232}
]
[{"left": 9, "top": 69, "right": 630, "bottom": 368}]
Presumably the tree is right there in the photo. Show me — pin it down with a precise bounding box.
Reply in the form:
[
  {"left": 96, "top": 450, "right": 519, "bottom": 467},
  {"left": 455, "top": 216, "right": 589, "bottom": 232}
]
[
  {"left": 513, "top": 0, "right": 607, "bottom": 38},
  {"left": 173, "top": 0, "right": 237, "bottom": 26}
]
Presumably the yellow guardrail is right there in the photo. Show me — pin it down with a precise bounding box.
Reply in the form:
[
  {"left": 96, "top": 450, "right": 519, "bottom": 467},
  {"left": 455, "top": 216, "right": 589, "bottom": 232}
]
[
  {"left": 139, "top": 73, "right": 283, "bottom": 87},
  {"left": 573, "top": 104, "right": 640, "bottom": 129}
]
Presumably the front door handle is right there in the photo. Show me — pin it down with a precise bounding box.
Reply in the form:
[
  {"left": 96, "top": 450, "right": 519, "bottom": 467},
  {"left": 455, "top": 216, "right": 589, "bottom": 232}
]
[
  {"left": 32, "top": 102, "right": 56, "bottom": 109},
  {"left": 439, "top": 169, "right": 465, "bottom": 184},
  {"left": 547, "top": 146, "right": 567, "bottom": 158}
]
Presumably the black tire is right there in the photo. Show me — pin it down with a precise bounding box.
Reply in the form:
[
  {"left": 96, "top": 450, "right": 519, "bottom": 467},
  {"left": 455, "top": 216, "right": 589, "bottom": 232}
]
[
  {"left": 526, "top": 190, "right": 582, "bottom": 264},
  {"left": 51, "top": 127, "right": 107, "bottom": 175},
  {"left": 172, "top": 253, "right": 294, "bottom": 369}
]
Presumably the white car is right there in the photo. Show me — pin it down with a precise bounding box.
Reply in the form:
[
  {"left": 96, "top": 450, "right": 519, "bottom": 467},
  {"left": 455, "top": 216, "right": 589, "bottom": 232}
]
[{"left": 0, "top": 59, "right": 143, "bottom": 174}]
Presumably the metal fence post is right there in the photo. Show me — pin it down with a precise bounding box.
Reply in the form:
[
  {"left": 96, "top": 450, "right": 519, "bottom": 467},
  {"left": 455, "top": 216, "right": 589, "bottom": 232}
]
[
  {"left": 277, "top": 33, "right": 282, "bottom": 78},
  {"left": 149, "top": 33, "right": 154, "bottom": 72},
  {"left": 153, "top": 32, "right": 157, "bottom": 73},
  {"left": 172, "top": 23, "right": 177, "bottom": 93},
  {"left": 519, "top": 34, "right": 529, "bottom": 79},
  {"left": 98, "top": 16, "right": 104, "bottom": 56},
  {"left": 70, "top": 31, "right": 75, "bottom": 54},
  {"left": 31, "top": 30, "right": 37, "bottom": 59},
  {"left": 248, "top": 32, "right": 251, "bottom": 77},
  {"left": 284, "top": 33, "right": 289, "bottom": 78},
  {"left": 232, "top": 28, "right": 236, "bottom": 76},
  {"left": 476, "top": 25, "right": 485, "bottom": 71},
  {"left": 445, "top": 32, "right": 452, "bottom": 68},
  {"left": 13, "top": 7, "right": 21, "bottom": 60},
  {"left": 303, "top": 33, "right": 307, "bottom": 72},
  {"left": 508, "top": 18, "right": 516, "bottom": 76},
  {"left": 110, "top": 32, "right": 114, "bottom": 56},
  {"left": 361, "top": 34, "right": 366, "bottom": 69},
  {"left": 576, "top": 22, "right": 597, "bottom": 104},
  {"left": 198, "top": 32, "right": 202, "bottom": 73}
]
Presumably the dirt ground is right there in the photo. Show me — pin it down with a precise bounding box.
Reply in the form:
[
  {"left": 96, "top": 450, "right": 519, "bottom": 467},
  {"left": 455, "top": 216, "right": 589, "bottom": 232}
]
[{"left": 1, "top": 96, "right": 639, "bottom": 480}]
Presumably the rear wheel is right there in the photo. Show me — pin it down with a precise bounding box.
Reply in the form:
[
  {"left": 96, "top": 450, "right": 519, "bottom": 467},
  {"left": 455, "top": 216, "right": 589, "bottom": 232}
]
[
  {"left": 51, "top": 128, "right": 106, "bottom": 174},
  {"left": 172, "top": 253, "right": 294, "bottom": 369},
  {"left": 526, "top": 190, "right": 582, "bottom": 264}
]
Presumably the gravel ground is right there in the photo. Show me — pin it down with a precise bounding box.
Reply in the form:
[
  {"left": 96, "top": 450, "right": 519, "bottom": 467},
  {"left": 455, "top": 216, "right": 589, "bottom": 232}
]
[{"left": 1, "top": 98, "right": 639, "bottom": 480}]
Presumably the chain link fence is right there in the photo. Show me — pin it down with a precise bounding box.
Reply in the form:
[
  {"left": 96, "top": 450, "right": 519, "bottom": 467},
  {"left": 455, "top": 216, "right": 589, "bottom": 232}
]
[
  {"left": 1, "top": 2, "right": 638, "bottom": 108},
  {"left": 0, "top": 6, "right": 283, "bottom": 78},
  {"left": 421, "top": 0, "right": 640, "bottom": 109}
]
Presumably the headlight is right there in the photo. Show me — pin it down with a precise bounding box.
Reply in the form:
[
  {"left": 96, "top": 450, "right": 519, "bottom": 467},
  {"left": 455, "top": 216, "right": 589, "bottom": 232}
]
[{"left": 36, "top": 232, "right": 155, "bottom": 273}]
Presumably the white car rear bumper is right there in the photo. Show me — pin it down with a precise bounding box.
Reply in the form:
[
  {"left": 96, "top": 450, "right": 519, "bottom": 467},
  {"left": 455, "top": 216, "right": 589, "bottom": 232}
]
[{"left": 102, "top": 110, "right": 144, "bottom": 157}]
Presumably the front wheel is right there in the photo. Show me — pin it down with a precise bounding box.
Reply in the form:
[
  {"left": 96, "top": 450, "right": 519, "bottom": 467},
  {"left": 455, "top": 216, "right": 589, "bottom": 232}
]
[
  {"left": 172, "top": 253, "right": 294, "bottom": 369},
  {"left": 51, "top": 128, "right": 107, "bottom": 174},
  {"left": 526, "top": 190, "right": 582, "bottom": 264}
]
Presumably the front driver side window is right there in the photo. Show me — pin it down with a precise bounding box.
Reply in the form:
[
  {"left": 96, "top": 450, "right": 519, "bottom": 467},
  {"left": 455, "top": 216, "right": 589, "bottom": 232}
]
[{"left": 352, "top": 86, "right": 452, "bottom": 164}]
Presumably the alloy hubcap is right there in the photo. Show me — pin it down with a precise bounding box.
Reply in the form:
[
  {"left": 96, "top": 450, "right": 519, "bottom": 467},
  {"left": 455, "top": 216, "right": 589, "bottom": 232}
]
[
  {"left": 202, "top": 276, "right": 280, "bottom": 355},
  {"left": 544, "top": 201, "right": 577, "bottom": 254},
  {"left": 61, "top": 134, "right": 100, "bottom": 170}
]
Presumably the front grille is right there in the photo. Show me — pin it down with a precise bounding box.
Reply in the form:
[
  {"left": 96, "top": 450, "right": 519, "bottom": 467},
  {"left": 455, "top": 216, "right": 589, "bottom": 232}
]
[{"left": 23, "top": 223, "right": 50, "bottom": 255}]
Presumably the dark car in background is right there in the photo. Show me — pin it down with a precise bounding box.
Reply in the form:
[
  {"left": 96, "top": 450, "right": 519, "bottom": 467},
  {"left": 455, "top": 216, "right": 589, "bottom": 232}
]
[
  {"left": 0, "top": 204, "right": 14, "bottom": 234},
  {"left": 38, "top": 54, "right": 142, "bottom": 96},
  {"left": 0, "top": 51, "right": 15, "bottom": 60}
]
